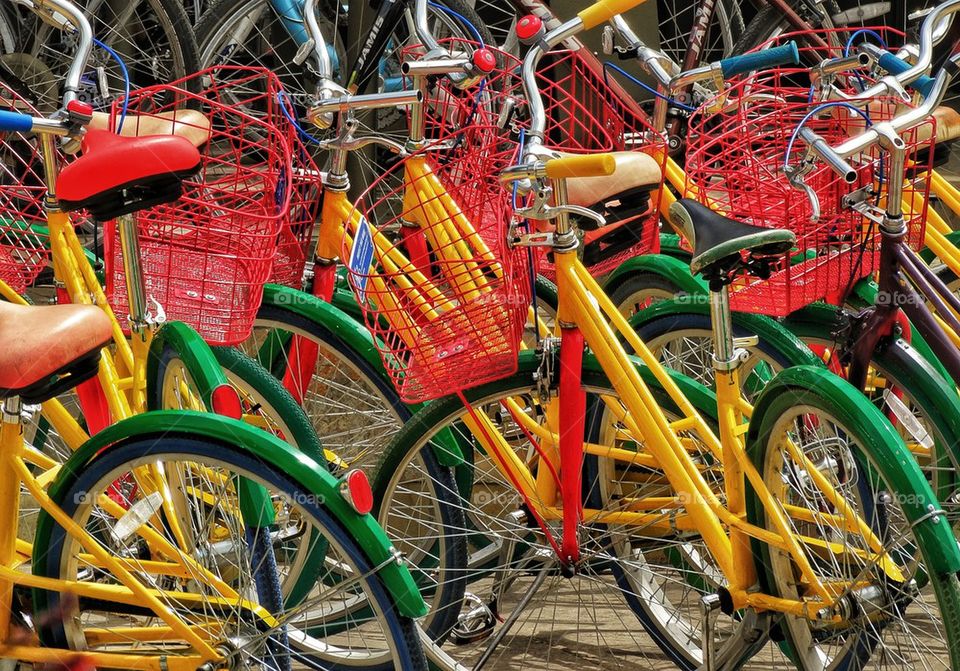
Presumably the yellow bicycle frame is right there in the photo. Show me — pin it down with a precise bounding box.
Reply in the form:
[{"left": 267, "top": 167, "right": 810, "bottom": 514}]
[{"left": 320, "top": 149, "right": 899, "bottom": 620}]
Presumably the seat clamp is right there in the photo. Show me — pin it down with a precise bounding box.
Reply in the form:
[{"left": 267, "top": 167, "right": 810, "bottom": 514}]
[
  {"left": 712, "top": 347, "right": 751, "bottom": 373},
  {"left": 2, "top": 397, "right": 21, "bottom": 424}
]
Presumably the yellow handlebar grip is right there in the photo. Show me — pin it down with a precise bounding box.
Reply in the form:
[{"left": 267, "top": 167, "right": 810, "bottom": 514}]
[
  {"left": 578, "top": 0, "right": 648, "bottom": 30},
  {"left": 544, "top": 153, "right": 617, "bottom": 179}
]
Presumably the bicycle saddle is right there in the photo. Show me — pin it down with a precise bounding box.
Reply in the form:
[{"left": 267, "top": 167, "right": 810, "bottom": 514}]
[
  {"left": 0, "top": 302, "right": 111, "bottom": 403},
  {"left": 89, "top": 109, "right": 213, "bottom": 148},
  {"left": 56, "top": 129, "right": 202, "bottom": 220},
  {"left": 669, "top": 198, "right": 795, "bottom": 279},
  {"left": 565, "top": 151, "right": 662, "bottom": 210}
]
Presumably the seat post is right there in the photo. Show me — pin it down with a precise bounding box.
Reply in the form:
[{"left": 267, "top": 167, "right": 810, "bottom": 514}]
[
  {"left": 116, "top": 213, "right": 150, "bottom": 335},
  {"left": 708, "top": 283, "right": 737, "bottom": 371}
]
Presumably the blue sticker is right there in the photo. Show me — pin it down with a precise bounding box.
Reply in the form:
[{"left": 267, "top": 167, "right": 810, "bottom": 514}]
[{"left": 348, "top": 216, "right": 375, "bottom": 303}]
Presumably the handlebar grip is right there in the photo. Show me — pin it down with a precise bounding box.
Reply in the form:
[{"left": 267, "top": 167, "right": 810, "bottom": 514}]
[
  {"left": 544, "top": 153, "right": 617, "bottom": 179},
  {"left": 875, "top": 52, "right": 936, "bottom": 98},
  {"left": 0, "top": 110, "right": 33, "bottom": 134},
  {"left": 719, "top": 42, "right": 800, "bottom": 78},
  {"left": 578, "top": 0, "right": 648, "bottom": 31}
]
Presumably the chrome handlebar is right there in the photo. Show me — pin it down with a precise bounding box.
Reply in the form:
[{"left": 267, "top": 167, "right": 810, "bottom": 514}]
[
  {"left": 20, "top": 0, "right": 93, "bottom": 109},
  {"left": 791, "top": 0, "right": 960, "bottom": 215}
]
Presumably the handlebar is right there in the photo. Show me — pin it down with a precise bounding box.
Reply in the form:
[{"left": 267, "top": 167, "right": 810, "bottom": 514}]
[
  {"left": 719, "top": 42, "right": 800, "bottom": 78},
  {"left": 0, "top": 110, "right": 34, "bottom": 134},
  {"left": 797, "top": 127, "right": 857, "bottom": 183},
  {"left": 18, "top": 0, "right": 93, "bottom": 109},
  {"left": 500, "top": 152, "right": 617, "bottom": 182},
  {"left": 798, "top": 0, "right": 960, "bottom": 179},
  {"left": 834, "top": 0, "right": 960, "bottom": 102},
  {"left": 578, "top": 0, "right": 647, "bottom": 31},
  {"left": 544, "top": 153, "right": 616, "bottom": 178},
  {"left": 871, "top": 48, "right": 937, "bottom": 98},
  {"left": 307, "top": 89, "right": 422, "bottom": 124}
]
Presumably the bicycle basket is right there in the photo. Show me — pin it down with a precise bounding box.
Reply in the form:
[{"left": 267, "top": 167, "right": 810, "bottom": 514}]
[
  {"left": 346, "top": 126, "right": 528, "bottom": 403},
  {"left": 271, "top": 92, "right": 322, "bottom": 288},
  {"left": 404, "top": 40, "right": 666, "bottom": 278},
  {"left": 685, "top": 28, "right": 932, "bottom": 317},
  {"left": 104, "top": 67, "right": 293, "bottom": 345},
  {"left": 533, "top": 48, "right": 667, "bottom": 279},
  {"left": 0, "top": 84, "right": 54, "bottom": 293}
]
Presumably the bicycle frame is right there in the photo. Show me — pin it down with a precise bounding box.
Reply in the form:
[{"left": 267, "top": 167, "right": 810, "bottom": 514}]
[
  {"left": 846, "top": 141, "right": 960, "bottom": 391},
  {"left": 303, "top": 126, "right": 900, "bottom": 621}
]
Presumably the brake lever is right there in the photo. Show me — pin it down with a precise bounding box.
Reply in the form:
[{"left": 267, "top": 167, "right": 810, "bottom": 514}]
[{"left": 784, "top": 161, "right": 821, "bottom": 222}]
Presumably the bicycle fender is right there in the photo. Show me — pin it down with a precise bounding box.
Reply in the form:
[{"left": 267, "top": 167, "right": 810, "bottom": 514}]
[
  {"left": 33, "top": 411, "right": 430, "bottom": 618},
  {"left": 747, "top": 365, "right": 960, "bottom": 575},
  {"left": 146, "top": 321, "right": 231, "bottom": 411},
  {"left": 601, "top": 253, "right": 706, "bottom": 296}
]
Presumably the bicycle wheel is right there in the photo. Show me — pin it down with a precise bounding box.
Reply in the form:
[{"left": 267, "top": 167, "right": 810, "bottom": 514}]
[
  {"left": 630, "top": 309, "right": 811, "bottom": 400},
  {"left": 746, "top": 374, "right": 960, "bottom": 670},
  {"left": 0, "top": 0, "right": 198, "bottom": 113},
  {"left": 240, "top": 302, "right": 411, "bottom": 474},
  {"left": 211, "top": 345, "right": 327, "bottom": 466},
  {"left": 635, "top": 305, "right": 960, "bottom": 525},
  {"left": 608, "top": 271, "right": 685, "bottom": 318},
  {"left": 34, "top": 433, "right": 428, "bottom": 671},
  {"left": 657, "top": 0, "right": 748, "bottom": 67},
  {"left": 371, "top": 353, "right": 753, "bottom": 669}
]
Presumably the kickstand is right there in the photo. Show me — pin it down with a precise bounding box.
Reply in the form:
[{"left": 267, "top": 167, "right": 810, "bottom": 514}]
[
  {"left": 473, "top": 559, "right": 553, "bottom": 670},
  {"left": 700, "top": 594, "right": 721, "bottom": 671}
]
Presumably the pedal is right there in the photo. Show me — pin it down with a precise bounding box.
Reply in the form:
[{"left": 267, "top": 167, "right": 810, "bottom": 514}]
[{"left": 449, "top": 593, "right": 497, "bottom": 645}]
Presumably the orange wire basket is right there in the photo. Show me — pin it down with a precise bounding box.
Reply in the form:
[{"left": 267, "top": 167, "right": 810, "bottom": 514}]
[
  {"left": 346, "top": 125, "right": 526, "bottom": 404},
  {"left": 685, "top": 28, "right": 932, "bottom": 316},
  {"left": 104, "top": 67, "right": 293, "bottom": 345},
  {"left": 0, "top": 83, "right": 55, "bottom": 293}
]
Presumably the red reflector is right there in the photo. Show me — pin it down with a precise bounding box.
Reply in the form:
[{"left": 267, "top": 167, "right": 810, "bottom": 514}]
[
  {"left": 66, "top": 100, "right": 94, "bottom": 117},
  {"left": 340, "top": 469, "right": 374, "bottom": 515},
  {"left": 472, "top": 48, "right": 497, "bottom": 74},
  {"left": 516, "top": 15, "right": 543, "bottom": 42},
  {"left": 211, "top": 384, "right": 243, "bottom": 420}
]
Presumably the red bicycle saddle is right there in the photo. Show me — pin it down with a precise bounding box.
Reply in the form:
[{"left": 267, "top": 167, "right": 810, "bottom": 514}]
[{"left": 57, "top": 129, "right": 202, "bottom": 220}]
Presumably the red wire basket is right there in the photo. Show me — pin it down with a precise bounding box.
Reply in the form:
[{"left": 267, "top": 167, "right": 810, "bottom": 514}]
[
  {"left": 532, "top": 48, "right": 667, "bottom": 279},
  {"left": 404, "top": 41, "right": 666, "bottom": 279},
  {"left": 0, "top": 84, "right": 55, "bottom": 293},
  {"left": 346, "top": 126, "right": 527, "bottom": 404},
  {"left": 685, "top": 28, "right": 933, "bottom": 317},
  {"left": 104, "top": 67, "right": 293, "bottom": 345},
  {"left": 270, "top": 132, "right": 322, "bottom": 288}
]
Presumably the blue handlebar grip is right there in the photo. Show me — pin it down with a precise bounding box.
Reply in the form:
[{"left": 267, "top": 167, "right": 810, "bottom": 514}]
[
  {"left": 876, "top": 52, "right": 935, "bottom": 98},
  {"left": 0, "top": 110, "right": 33, "bottom": 134},
  {"left": 719, "top": 41, "right": 800, "bottom": 79}
]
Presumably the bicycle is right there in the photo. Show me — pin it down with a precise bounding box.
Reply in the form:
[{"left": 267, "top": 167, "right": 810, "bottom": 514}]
[
  {"left": 0, "top": 0, "right": 330, "bottom": 472},
  {"left": 620, "top": 16, "right": 960, "bottom": 520},
  {"left": 0, "top": 301, "right": 428, "bottom": 670},
  {"left": 0, "top": 11, "right": 434, "bottom": 670},
  {"left": 362, "top": 1, "right": 960, "bottom": 669}
]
